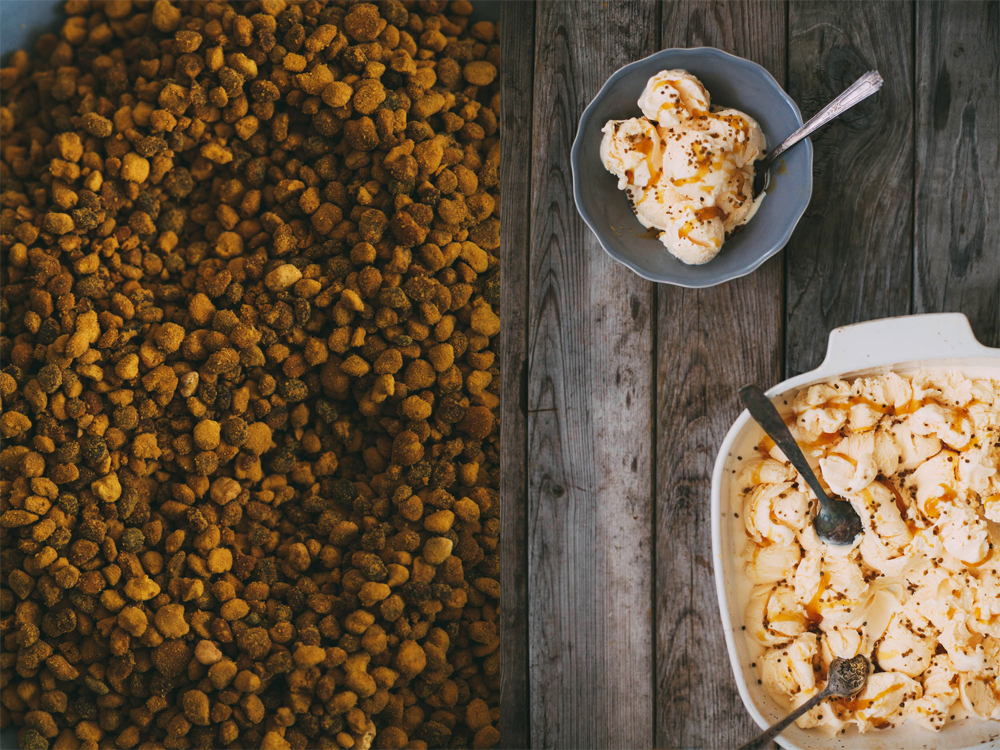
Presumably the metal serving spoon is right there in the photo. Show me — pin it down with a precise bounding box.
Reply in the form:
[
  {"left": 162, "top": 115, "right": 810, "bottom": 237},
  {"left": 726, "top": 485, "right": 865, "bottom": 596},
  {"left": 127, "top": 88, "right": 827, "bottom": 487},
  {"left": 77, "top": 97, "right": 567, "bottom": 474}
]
[
  {"left": 753, "top": 70, "right": 883, "bottom": 196},
  {"left": 737, "top": 654, "right": 871, "bottom": 750},
  {"left": 739, "top": 385, "right": 863, "bottom": 545}
]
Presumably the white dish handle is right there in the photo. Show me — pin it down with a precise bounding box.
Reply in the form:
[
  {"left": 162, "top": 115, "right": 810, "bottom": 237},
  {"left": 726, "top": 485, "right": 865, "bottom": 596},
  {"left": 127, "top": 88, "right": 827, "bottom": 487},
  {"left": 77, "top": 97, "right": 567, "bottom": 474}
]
[{"left": 817, "top": 313, "right": 998, "bottom": 374}]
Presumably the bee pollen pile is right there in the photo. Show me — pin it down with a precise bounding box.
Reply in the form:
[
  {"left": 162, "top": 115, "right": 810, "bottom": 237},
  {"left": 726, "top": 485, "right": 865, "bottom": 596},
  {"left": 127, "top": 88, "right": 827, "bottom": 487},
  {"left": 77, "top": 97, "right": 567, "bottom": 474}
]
[{"left": 0, "top": 1, "right": 502, "bottom": 749}]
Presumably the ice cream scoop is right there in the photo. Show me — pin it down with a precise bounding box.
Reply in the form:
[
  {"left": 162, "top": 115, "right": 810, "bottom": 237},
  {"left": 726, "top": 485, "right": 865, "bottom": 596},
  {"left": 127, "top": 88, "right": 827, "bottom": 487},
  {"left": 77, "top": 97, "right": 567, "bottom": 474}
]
[
  {"left": 737, "top": 655, "right": 871, "bottom": 750},
  {"left": 739, "top": 385, "right": 863, "bottom": 545}
]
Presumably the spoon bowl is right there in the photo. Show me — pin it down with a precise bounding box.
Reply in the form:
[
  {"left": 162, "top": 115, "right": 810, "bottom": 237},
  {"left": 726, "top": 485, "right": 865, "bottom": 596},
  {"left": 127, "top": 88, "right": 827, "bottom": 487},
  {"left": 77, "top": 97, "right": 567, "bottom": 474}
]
[
  {"left": 825, "top": 654, "right": 872, "bottom": 697},
  {"left": 737, "top": 655, "right": 872, "bottom": 750},
  {"left": 738, "top": 385, "right": 863, "bottom": 545}
]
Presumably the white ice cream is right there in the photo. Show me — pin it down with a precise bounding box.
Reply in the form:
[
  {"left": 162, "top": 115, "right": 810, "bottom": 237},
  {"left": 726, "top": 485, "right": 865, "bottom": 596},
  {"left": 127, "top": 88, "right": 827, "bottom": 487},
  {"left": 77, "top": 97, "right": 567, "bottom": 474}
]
[
  {"left": 600, "top": 70, "right": 765, "bottom": 265},
  {"left": 638, "top": 70, "right": 711, "bottom": 126},
  {"left": 737, "top": 370, "right": 1000, "bottom": 735}
]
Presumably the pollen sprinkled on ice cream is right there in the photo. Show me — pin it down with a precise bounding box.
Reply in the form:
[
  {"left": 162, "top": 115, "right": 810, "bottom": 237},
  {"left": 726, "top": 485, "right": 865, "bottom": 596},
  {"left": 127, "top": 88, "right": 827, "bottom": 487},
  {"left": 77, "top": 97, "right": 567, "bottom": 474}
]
[
  {"left": 600, "top": 117, "right": 663, "bottom": 189},
  {"left": 599, "top": 69, "right": 765, "bottom": 264},
  {"left": 736, "top": 369, "right": 1000, "bottom": 734}
]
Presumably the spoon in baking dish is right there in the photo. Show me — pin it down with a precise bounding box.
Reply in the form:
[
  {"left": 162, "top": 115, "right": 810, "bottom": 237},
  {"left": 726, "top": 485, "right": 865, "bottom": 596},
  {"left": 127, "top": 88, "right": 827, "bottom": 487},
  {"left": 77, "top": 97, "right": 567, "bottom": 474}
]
[
  {"left": 753, "top": 70, "right": 883, "bottom": 196},
  {"left": 737, "top": 654, "right": 871, "bottom": 750},
  {"left": 738, "top": 385, "right": 863, "bottom": 545}
]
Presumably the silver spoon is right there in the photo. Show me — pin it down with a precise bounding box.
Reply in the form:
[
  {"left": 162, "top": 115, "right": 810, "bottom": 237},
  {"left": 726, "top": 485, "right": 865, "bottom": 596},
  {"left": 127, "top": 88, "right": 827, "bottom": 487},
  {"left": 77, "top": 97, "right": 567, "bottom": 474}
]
[
  {"left": 737, "top": 654, "right": 871, "bottom": 750},
  {"left": 753, "top": 70, "right": 883, "bottom": 196},
  {"left": 739, "top": 385, "right": 862, "bottom": 545}
]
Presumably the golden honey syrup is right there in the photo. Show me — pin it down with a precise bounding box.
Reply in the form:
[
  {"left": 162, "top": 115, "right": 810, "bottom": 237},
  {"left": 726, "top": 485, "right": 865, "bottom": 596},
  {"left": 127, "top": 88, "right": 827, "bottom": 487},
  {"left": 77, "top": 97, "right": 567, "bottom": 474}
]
[
  {"left": 694, "top": 205, "right": 726, "bottom": 222},
  {"left": 677, "top": 219, "right": 713, "bottom": 247},
  {"left": 805, "top": 573, "right": 830, "bottom": 624},
  {"left": 670, "top": 164, "right": 711, "bottom": 186},
  {"left": 841, "top": 684, "right": 901, "bottom": 715}
]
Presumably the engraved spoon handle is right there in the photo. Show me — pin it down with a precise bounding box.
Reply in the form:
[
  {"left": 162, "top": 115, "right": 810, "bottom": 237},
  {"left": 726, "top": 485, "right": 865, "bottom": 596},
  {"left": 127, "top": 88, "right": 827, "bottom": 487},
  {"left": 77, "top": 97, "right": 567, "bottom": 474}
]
[
  {"left": 762, "top": 70, "right": 883, "bottom": 169},
  {"left": 736, "top": 685, "right": 833, "bottom": 750}
]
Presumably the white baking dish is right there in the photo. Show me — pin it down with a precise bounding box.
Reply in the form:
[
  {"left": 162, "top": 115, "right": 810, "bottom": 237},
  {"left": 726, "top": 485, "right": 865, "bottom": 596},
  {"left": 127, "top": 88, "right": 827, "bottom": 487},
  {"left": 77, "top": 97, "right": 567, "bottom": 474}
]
[{"left": 711, "top": 313, "right": 1000, "bottom": 750}]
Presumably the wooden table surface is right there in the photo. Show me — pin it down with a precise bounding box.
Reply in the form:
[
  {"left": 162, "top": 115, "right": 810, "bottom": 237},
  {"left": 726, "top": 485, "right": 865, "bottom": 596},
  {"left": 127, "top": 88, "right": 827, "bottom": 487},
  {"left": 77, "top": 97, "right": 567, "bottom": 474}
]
[{"left": 496, "top": 1, "right": 999, "bottom": 748}]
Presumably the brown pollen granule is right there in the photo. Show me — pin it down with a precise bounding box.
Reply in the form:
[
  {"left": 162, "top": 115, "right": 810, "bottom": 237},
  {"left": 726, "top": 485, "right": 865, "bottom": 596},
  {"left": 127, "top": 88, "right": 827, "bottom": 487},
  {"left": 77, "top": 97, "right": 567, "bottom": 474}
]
[{"left": 0, "top": 1, "right": 501, "bottom": 748}]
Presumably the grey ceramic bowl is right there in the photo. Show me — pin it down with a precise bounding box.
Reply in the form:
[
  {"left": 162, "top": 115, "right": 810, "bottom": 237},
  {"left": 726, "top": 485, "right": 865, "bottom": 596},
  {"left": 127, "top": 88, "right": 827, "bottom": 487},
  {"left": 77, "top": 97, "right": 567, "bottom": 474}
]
[{"left": 572, "top": 47, "right": 813, "bottom": 287}]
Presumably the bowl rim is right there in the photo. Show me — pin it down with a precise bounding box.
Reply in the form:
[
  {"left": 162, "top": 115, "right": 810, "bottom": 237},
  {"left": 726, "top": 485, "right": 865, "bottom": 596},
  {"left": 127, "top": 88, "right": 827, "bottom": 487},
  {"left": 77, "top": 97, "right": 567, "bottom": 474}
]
[
  {"left": 709, "top": 312, "right": 1000, "bottom": 750},
  {"left": 570, "top": 46, "right": 814, "bottom": 288}
]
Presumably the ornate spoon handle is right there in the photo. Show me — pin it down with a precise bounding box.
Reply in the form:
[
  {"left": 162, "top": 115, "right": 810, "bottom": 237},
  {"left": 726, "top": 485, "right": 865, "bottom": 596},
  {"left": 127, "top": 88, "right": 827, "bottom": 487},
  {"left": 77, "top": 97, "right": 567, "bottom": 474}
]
[
  {"left": 736, "top": 686, "right": 833, "bottom": 750},
  {"left": 763, "top": 70, "right": 883, "bottom": 168}
]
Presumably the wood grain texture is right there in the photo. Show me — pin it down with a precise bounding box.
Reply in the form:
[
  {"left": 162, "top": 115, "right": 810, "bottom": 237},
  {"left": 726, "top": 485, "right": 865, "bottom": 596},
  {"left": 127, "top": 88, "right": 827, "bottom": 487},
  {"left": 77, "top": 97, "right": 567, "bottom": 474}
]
[
  {"left": 914, "top": 0, "right": 1000, "bottom": 347},
  {"left": 655, "top": 3, "right": 786, "bottom": 748},
  {"left": 497, "top": 2, "right": 535, "bottom": 747},
  {"left": 785, "top": 0, "right": 915, "bottom": 375},
  {"left": 527, "top": 1, "right": 658, "bottom": 747}
]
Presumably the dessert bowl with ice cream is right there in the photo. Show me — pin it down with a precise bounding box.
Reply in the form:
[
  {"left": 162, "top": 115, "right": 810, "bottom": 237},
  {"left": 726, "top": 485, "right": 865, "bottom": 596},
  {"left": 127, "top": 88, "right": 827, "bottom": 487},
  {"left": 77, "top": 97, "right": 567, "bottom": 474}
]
[
  {"left": 572, "top": 47, "right": 812, "bottom": 287},
  {"left": 712, "top": 313, "right": 1000, "bottom": 750},
  {"left": 600, "top": 71, "right": 766, "bottom": 265}
]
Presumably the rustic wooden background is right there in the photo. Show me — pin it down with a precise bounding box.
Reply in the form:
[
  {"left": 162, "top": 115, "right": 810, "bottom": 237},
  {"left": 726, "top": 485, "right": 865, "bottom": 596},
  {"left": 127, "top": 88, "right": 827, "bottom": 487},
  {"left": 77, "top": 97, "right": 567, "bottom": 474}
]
[{"left": 497, "top": 0, "right": 1000, "bottom": 748}]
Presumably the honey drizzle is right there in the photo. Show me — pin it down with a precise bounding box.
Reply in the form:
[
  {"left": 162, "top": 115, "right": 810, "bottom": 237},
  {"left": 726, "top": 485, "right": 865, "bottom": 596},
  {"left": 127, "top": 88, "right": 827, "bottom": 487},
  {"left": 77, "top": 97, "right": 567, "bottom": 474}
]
[
  {"left": 794, "top": 393, "right": 976, "bottom": 453},
  {"left": 670, "top": 164, "right": 711, "bottom": 186},
  {"left": 804, "top": 573, "right": 830, "bottom": 624},
  {"left": 694, "top": 205, "right": 726, "bottom": 222},
  {"left": 880, "top": 480, "right": 908, "bottom": 519},
  {"left": 842, "top": 684, "right": 899, "bottom": 714}
]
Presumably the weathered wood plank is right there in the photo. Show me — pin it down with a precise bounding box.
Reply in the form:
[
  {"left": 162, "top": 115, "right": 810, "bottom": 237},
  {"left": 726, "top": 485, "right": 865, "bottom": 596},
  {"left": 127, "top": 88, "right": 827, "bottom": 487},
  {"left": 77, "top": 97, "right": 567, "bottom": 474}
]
[
  {"left": 914, "top": 0, "right": 1000, "bottom": 347},
  {"left": 527, "top": 1, "right": 658, "bottom": 747},
  {"left": 785, "top": 0, "right": 915, "bottom": 375},
  {"left": 655, "top": 2, "right": 786, "bottom": 747},
  {"left": 497, "top": 2, "right": 535, "bottom": 747}
]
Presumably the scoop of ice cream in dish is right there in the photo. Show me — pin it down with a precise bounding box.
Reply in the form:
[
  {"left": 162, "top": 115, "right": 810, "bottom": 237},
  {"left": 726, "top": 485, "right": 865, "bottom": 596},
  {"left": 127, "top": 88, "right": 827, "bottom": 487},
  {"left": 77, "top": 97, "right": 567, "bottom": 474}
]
[{"left": 600, "top": 70, "right": 766, "bottom": 265}]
